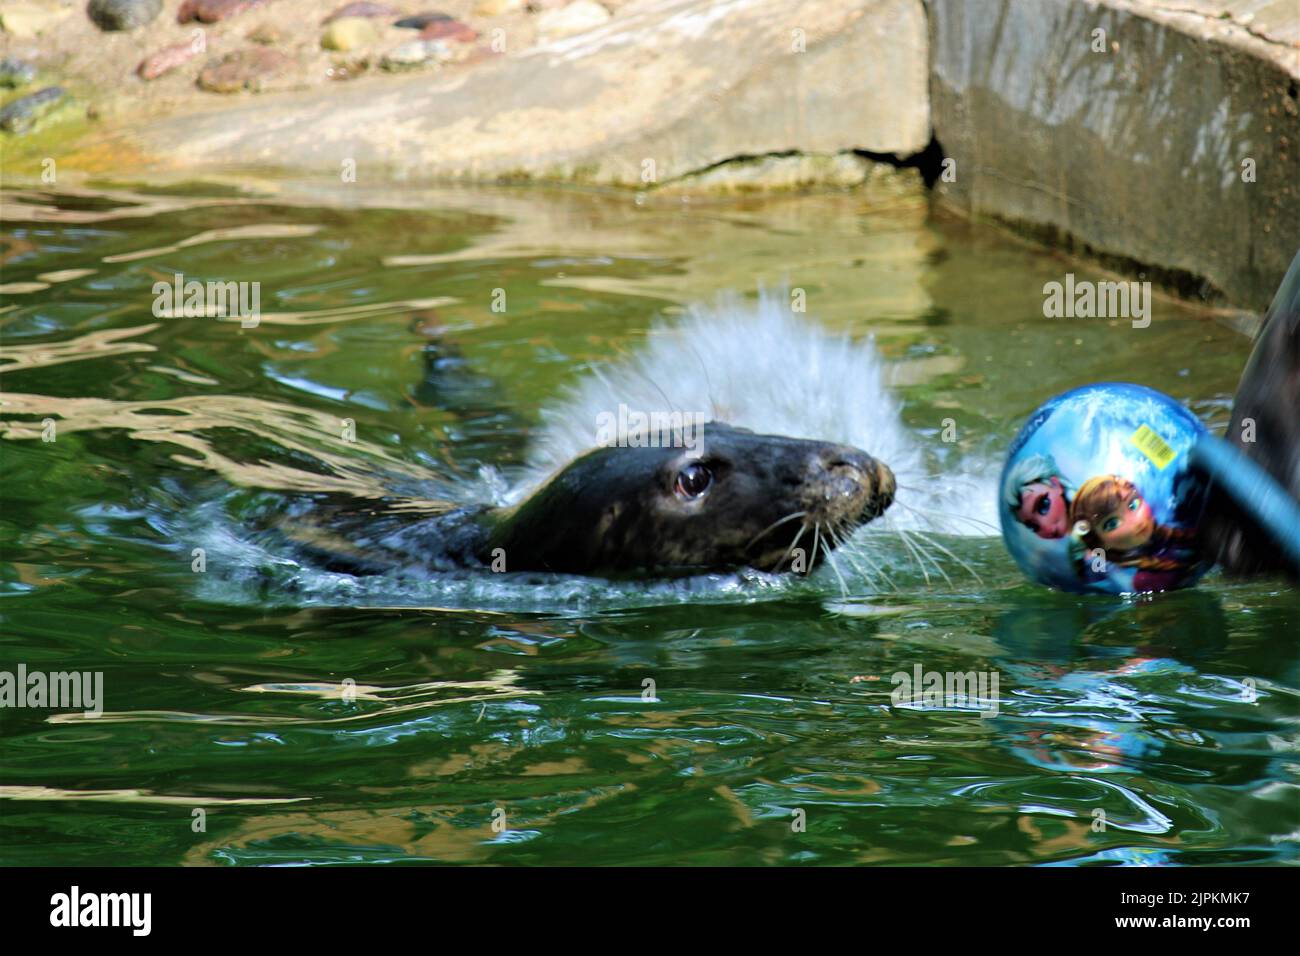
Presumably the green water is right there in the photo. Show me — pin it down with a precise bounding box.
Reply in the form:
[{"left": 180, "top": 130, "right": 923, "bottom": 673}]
[{"left": 1, "top": 181, "right": 1296, "bottom": 866}]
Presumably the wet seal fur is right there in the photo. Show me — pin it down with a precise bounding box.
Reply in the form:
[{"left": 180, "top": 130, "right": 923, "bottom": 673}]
[{"left": 283, "top": 421, "right": 895, "bottom": 578}]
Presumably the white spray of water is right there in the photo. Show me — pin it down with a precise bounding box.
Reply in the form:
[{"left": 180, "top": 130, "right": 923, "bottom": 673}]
[{"left": 509, "top": 291, "right": 998, "bottom": 537}]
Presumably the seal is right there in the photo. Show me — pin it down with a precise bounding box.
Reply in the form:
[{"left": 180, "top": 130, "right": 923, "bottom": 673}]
[
  {"left": 1204, "top": 249, "right": 1300, "bottom": 581},
  {"left": 280, "top": 421, "right": 895, "bottom": 577}
]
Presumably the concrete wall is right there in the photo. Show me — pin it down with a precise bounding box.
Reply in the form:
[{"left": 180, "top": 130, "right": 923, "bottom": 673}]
[{"left": 928, "top": 0, "right": 1300, "bottom": 309}]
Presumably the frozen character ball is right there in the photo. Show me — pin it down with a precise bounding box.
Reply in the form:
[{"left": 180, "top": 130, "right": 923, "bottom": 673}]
[{"left": 999, "top": 383, "right": 1209, "bottom": 594}]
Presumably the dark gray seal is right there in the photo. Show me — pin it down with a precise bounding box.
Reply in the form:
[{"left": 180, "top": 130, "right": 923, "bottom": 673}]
[{"left": 279, "top": 421, "right": 895, "bottom": 578}]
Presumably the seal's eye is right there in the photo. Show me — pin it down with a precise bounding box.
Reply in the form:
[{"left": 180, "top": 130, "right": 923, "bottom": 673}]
[{"left": 673, "top": 462, "right": 712, "bottom": 500}]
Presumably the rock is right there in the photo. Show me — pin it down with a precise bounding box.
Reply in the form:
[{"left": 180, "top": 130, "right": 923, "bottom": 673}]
[
  {"left": 87, "top": 0, "right": 162, "bottom": 31},
  {"left": 323, "top": 2, "right": 397, "bottom": 23},
  {"left": 178, "top": 0, "right": 268, "bottom": 24},
  {"left": 325, "top": 58, "right": 369, "bottom": 81},
  {"left": 381, "top": 38, "right": 452, "bottom": 70},
  {"left": 474, "top": 0, "right": 524, "bottom": 15},
  {"left": 0, "top": 2, "right": 71, "bottom": 37},
  {"left": 138, "top": 41, "right": 201, "bottom": 80},
  {"left": 0, "top": 57, "right": 37, "bottom": 89},
  {"left": 394, "top": 12, "right": 451, "bottom": 29},
  {"left": 0, "top": 86, "right": 67, "bottom": 134},
  {"left": 197, "top": 48, "right": 290, "bottom": 93},
  {"left": 322, "top": 16, "right": 383, "bottom": 50},
  {"left": 246, "top": 22, "right": 283, "bottom": 44},
  {"left": 535, "top": 1, "right": 610, "bottom": 41},
  {"left": 419, "top": 18, "right": 476, "bottom": 43},
  {"left": 134, "top": 0, "right": 932, "bottom": 186}
]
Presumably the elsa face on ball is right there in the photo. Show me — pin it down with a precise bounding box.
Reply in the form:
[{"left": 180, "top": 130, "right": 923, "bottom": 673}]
[{"left": 1004, "top": 453, "right": 1075, "bottom": 540}]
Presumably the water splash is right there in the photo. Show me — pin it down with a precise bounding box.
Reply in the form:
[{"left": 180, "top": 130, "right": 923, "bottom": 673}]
[{"left": 513, "top": 290, "right": 999, "bottom": 535}]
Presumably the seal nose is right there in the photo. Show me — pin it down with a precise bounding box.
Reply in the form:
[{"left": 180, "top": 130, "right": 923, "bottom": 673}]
[
  {"left": 862, "top": 460, "right": 896, "bottom": 519},
  {"left": 808, "top": 446, "right": 895, "bottom": 522}
]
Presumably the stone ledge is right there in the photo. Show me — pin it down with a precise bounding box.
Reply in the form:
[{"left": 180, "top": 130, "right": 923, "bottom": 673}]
[
  {"left": 927, "top": 0, "right": 1299, "bottom": 310},
  {"left": 119, "top": 0, "right": 930, "bottom": 186}
]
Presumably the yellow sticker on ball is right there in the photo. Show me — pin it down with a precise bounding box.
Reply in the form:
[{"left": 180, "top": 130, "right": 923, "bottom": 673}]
[{"left": 1131, "top": 424, "right": 1176, "bottom": 470}]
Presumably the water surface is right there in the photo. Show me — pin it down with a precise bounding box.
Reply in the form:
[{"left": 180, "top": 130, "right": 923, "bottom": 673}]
[{"left": 1, "top": 181, "right": 1296, "bottom": 865}]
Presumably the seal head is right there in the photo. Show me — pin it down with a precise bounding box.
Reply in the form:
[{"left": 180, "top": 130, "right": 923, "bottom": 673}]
[{"left": 484, "top": 421, "right": 895, "bottom": 575}]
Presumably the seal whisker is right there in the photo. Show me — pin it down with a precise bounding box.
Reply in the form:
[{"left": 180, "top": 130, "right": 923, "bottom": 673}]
[
  {"left": 811, "top": 523, "right": 822, "bottom": 576},
  {"left": 746, "top": 509, "right": 809, "bottom": 550},
  {"left": 902, "top": 525, "right": 984, "bottom": 586},
  {"left": 838, "top": 528, "right": 897, "bottom": 592},
  {"left": 893, "top": 524, "right": 933, "bottom": 586},
  {"left": 902, "top": 528, "right": 955, "bottom": 588},
  {"left": 773, "top": 523, "right": 809, "bottom": 574},
  {"left": 898, "top": 474, "right": 969, "bottom": 484},
  {"left": 821, "top": 534, "right": 850, "bottom": 598},
  {"left": 891, "top": 496, "right": 1001, "bottom": 535},
  {"left": 827, "top": 522, "right": 876, "bottom": 592},
  {"left": 876, "top": 513, "right": 927, "bottom": 582},
  {"left": 886, "top": 513, "right": 944, "bottom": 583},
  {"left": 837, "top": 522, "right": 889, "bottom": 590}
]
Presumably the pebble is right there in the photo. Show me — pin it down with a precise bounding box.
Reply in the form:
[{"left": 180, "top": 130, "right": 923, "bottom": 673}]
[
  {"left": 394, "top": 12, "right": 451, "bottom": 29},
  {"left": 178, "top": 0, "right": 269, "bottom": 25},
  {"left": 323, "top": 2, "right": 398, "bottom": 23},
  {"left": 197, "top": 48, "right": 290, "bottom": 93},
  {"left": 137, "top": 42, "right": 201, "bottom": 80},
  {"left": 246, "top": 23, "right": 283, "bottom": 44},
  {"left": 535, "top": 1, "right": 610, "bottom": 41},
  {"left": 325, "top": 59, "right": 368, "bottom": 81},
  {"left": 419, "top": 19, "right": 477, "bottom": 43},
  {"left": 87, "top": 0, "right": 162, "bottom": 31},
  {"left": 381, "top": 39, "right": 453, "bottom": 70},
  {"left": 1, "top": 3, "right": 70, "bottom": 39},
  {"left": 322, "top": 16, "right": 383, "bottom": 50},
  {"left": 0, "top": 86, "right": 67, "bottom": 134},
  {"left": 473, "top": 0, "right": 524, "bottom": 14},
  {"left": 0, "top": 56, "right": 37, "bottom": 89}
]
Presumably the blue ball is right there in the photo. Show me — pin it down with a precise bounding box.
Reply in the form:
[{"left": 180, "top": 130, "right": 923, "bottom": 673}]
[{"left": 999, "top": 383, "right": 1209, "bottom": 594}]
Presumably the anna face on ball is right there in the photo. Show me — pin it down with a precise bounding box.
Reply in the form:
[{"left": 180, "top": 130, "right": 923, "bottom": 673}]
[{"left": 1077, "top": 479, "right": 1155, "bottom": 552}]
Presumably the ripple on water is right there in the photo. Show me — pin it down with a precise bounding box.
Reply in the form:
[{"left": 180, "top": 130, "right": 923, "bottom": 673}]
[{"left": 0, "top": 186, "right": 1294, "bottom": 866}]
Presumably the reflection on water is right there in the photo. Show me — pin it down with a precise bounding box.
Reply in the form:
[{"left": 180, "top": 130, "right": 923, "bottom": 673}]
[{"left": 0, "top": 182, "right": 1296, "bottom": 866}]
